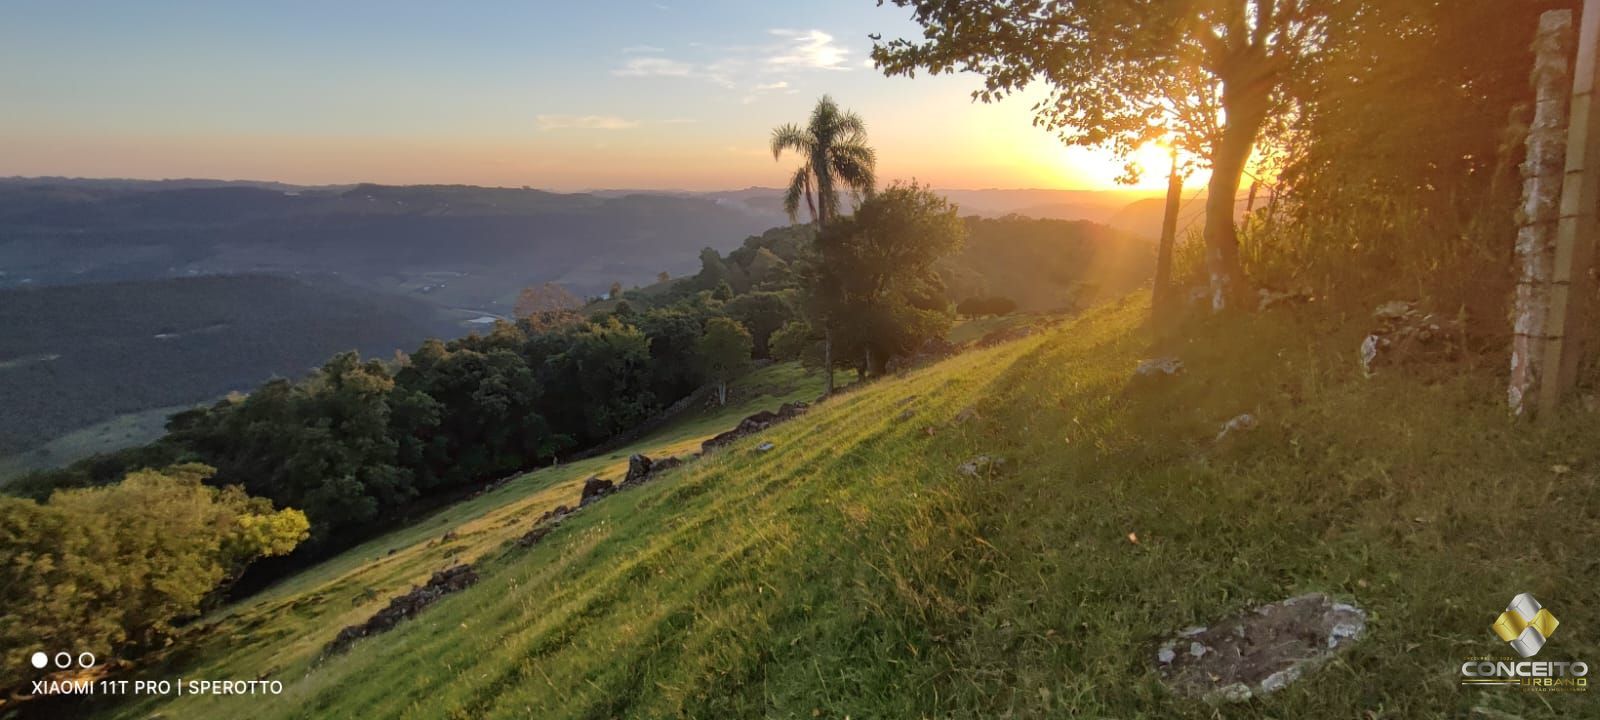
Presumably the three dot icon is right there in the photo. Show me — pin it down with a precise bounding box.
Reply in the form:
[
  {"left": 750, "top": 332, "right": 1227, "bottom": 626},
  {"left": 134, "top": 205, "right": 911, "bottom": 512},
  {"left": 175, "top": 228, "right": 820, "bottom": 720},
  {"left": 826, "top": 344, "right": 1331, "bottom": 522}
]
[{"left": 29, "top": 651, "right": 94, "bottom": 669}]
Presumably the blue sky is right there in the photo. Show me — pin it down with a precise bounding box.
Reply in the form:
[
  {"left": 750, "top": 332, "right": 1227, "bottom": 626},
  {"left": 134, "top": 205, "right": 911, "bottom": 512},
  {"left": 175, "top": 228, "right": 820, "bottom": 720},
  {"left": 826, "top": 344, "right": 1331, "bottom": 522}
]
[{"left": 0, "top": 0, "right": 1155, "bottom": 190}]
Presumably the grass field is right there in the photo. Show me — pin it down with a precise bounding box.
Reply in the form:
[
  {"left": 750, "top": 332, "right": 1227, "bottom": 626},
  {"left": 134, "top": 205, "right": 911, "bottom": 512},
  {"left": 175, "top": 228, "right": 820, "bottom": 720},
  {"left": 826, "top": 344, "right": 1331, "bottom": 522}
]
[{"left": 87, "top": 298, "right": 1600, "bottom": 718}]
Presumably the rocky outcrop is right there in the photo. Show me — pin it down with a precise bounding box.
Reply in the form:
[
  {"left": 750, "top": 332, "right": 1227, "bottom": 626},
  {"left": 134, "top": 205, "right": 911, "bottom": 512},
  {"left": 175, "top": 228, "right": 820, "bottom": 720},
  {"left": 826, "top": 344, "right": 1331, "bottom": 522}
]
[
  {"left": 323, "top": 564, "right": 480, "bottom": 656},
  {"left": 701, "top": 401, "right": 809, "bottom": 452},
  {"left": 1359, "top": 301, "right": 1462, "bottom": 376}
]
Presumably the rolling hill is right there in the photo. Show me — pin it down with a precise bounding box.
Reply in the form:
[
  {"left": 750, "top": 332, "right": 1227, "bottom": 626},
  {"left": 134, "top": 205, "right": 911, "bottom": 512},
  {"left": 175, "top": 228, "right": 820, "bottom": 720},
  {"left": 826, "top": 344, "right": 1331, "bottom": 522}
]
[{"left": 61, "top": 299, "right": 1600, "bottom": 719}]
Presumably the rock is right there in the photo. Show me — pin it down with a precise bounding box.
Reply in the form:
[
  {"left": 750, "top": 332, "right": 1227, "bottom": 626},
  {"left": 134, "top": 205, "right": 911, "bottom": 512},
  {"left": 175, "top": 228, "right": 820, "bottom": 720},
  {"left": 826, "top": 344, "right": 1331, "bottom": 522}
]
[
  {"left": 440, "top": 531, "right": 458, "bottom": 542},
  {"left": 957, "top": 455, "right": 1003, "bottom": 477},
  {"left": 755, "top": 441, "right": 775, "bottom": 453},
  {"left": 323, "top": 564, "right": 479, "bottom": 656},
  {"left": 625, "top": 454, "right": 653, "bottom": 483},
  {"left": 897, "top": 408, "right": 916, "bottom": 421},
  {"left": 701, "top": 402, "right": 809, "bottom": 452},
  {"left": 516, "top": 526, "right": 553, "bottom": 547},
  {"left": 1156, "top": 593, "right": 1366, "bottom": 703},
  {"left": 1133, "top": 357, "right": 1185, "bottom": 382},
  {"left": 1215, "top": 413, "right": 1258, "bottom": 442},
  {"left": 579, "top": 476, "right": 614, "bottom": 506},
  {"left": 952, "top": 406, "right": 980, "bottom": 424},
  {"left": 650, "top": 456, "right": 683, "bottom": 475}
]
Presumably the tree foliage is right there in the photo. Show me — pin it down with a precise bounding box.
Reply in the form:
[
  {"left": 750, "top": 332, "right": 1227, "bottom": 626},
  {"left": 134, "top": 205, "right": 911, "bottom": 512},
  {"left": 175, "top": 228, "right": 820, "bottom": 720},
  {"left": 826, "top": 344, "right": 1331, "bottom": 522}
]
[
  {"left": 772, "top": 95, "right": 878, "bottom": 225},
  {"left": 873, "top": 0, "right": 1334, "bottom": 307},
  {"left": 698, "top": 318, "right": 755, "bottom": 405},
  {"left": 812, "top": 182, "right": 966, "bottom": 375},
  {"left": 0, "top": 464, "right": 307, "bottom": 690}
]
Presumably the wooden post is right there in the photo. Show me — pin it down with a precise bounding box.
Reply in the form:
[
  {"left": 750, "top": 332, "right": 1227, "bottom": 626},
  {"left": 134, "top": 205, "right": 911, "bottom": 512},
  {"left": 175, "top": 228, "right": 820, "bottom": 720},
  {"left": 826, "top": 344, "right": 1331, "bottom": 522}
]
[
  {"left": 1539, "top": 0, "right": 1600, "bottom": 417},
  {"left": 1151, "top": 147, "right": 1183, "bottom": 327},
  {"left": 1511, "top": 10, "right": 1575, "bottom": 416}
]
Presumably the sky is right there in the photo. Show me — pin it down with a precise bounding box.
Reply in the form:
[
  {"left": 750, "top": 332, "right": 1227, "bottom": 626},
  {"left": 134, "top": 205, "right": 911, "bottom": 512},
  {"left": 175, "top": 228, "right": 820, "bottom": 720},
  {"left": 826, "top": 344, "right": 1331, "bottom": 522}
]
[{"left": 0, "top": 0, "right": 1171, "bottom": 192}]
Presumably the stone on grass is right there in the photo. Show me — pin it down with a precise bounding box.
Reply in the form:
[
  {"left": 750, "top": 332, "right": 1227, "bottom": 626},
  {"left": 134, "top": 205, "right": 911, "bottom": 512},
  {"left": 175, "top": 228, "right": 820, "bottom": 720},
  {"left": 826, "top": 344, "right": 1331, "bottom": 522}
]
[
  {"left": 579, "top": 476, "right": 614, "bottom": 506},
  {"left": 1133, "top": 357, "right": 1185, "bottom": 382},
  {"left": 1156, "top": 593, "right": 1366, "bottom": 704},
  {"left": 755, "top": 441, "right": 776, "bottom": 453},
  {"left": 1215, "top": 413, "right": 1258, "bottom": 442},
  {"left": 957, "top": 455, "right": 1003, "bottom": 477}
]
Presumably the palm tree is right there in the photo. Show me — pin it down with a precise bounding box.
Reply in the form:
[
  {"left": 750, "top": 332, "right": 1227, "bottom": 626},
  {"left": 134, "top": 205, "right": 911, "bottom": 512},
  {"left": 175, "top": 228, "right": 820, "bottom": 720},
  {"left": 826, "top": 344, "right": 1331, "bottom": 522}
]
[
  {"left": 771, "top": 95, "right": 877, "bottom": 227},
  {"left": 771, "top": 96, "right": 877, "bottom": 397}
]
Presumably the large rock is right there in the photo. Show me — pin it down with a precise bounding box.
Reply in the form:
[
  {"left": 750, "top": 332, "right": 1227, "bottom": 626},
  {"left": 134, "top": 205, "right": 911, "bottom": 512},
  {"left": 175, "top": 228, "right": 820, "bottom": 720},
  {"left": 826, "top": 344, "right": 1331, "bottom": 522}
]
[
  {"left": 625, "top": 454, "right": 653, "bottom": 484},
  {"left": 579, "top": 476, "right": 615, "bottom": 506},
  {"left": 1156, "top": 593, "right": 1366, "bottom": 704}
]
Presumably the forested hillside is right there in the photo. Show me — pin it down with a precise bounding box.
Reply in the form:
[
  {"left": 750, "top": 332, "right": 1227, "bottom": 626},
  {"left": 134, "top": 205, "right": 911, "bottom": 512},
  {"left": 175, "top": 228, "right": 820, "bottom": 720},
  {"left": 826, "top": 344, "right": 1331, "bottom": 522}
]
[{"left": 0, "top": 275, "right": 450, "bottom": 461}]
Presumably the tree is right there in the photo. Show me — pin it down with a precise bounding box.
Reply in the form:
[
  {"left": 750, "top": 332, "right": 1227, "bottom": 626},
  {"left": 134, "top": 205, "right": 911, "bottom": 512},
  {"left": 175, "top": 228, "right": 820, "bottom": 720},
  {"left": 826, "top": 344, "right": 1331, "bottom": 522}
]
[
  {"left": 769, "top": 320, "right": 821, "bottom": 364},
  {"left": 516, "top": 282, "right": 585, "bottom": 332},
  {"left": 874, "top": 0, "right": 1332, "bottom": 309},
  {"left": 658, "top": 270, "right": 671, "bottom": 284},
  {"left": 515, "top": 282, "right": 583, "bottom": 318},
  {"left": 609, "top": 281, "right": 624, "bottom": 300},
  {"left": 814, "top": 182, "right": 965, "bottom": 376},
  {"left": 772, "top": 95, "right": 878, "bottom": 394},
  {"left": 698, "top": 317, "right": 754, "bottom": 405},
  {"left": 0, "top": 464, "right": 307, "bottom": 690},
  {"left": 725, "top": 291, "right": 798, "bottom": 358}
]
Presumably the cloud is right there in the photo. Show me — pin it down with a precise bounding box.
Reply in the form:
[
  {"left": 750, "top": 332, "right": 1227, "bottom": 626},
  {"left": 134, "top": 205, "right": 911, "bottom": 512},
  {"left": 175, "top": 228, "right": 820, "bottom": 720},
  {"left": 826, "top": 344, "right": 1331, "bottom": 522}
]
[
  {"left": 612, "top": 57, "right": 695, "bottom": 78},
  {"left": 767, "top": 29, "right": 850, "bottom": 71},
  {"left": 609, "top": 29, "right": 851, "bottom": 98},
  {"left": 536, "top": 114, "right": 639, "bottom": 131}
]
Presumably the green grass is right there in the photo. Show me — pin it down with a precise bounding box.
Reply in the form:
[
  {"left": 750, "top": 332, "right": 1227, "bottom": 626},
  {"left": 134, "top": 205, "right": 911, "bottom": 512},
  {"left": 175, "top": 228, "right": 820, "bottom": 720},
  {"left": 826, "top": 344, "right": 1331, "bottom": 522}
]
[
  {"left": 94, "top": 298, "right": 1599, "bottom": 718},
  {"left": 948, "top": 312, "right": 1046, "bottom": 345}
]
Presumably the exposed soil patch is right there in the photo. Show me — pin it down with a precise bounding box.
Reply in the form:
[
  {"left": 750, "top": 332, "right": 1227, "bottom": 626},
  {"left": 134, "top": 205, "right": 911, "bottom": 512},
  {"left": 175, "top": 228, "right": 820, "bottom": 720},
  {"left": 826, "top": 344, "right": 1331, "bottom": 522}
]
[{"left": 1156, "top": 593, "right": 1366, "bottom": 704}]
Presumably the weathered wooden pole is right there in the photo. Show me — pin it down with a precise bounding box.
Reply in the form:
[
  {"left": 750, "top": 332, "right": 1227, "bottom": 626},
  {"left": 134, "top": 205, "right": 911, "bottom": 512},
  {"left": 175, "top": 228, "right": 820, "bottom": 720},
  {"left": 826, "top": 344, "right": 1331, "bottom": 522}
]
[
  {"left": 1510, "top": 10, "right": 1575, "bottom": 416},
  {"left": 1151, "top": 147, "right": 1183, "bottom": 327},
  {"left": 1538, "top": 0, "right": 1600, "bottom": 417}
]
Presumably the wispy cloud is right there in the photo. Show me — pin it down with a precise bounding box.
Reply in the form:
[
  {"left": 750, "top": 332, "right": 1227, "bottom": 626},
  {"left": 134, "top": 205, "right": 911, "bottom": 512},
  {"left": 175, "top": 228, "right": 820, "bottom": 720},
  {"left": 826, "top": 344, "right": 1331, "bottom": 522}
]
[
  {"left": 536, "top": 114, "right": 640, "bottom": 131},
  {"left": 767, "top": 29, "right": 850, "bottom": 71},
  {"left": 612, "top": 57, "right": 695, "bottom": 78},
  {"left": 609, "top": 28, "right": 852, "bottom": 97}
]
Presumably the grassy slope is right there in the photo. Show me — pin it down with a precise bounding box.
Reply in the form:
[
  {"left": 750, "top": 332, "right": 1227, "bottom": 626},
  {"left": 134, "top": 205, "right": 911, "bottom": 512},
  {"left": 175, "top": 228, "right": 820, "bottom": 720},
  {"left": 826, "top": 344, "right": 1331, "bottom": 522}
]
[{"left": 102, "top": 299, "right": 1599, "bottom": 719}]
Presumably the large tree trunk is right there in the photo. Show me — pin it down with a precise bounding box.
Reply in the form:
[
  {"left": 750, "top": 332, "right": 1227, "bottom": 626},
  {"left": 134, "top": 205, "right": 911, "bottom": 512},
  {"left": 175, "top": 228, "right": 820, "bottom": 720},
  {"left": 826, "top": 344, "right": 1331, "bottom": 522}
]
[{"left": 1203, "top": 79, "right": 1270, "bottom": 311}]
